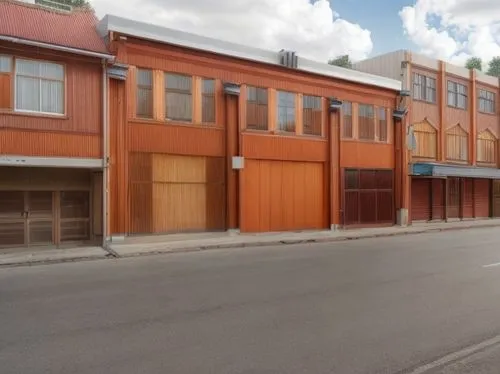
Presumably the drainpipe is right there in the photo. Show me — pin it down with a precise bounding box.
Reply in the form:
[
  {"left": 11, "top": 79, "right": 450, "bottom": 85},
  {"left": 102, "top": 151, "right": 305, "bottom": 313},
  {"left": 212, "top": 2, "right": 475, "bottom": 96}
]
[{"left": 101, "top": 59, "right": 111, "bottom": 254}]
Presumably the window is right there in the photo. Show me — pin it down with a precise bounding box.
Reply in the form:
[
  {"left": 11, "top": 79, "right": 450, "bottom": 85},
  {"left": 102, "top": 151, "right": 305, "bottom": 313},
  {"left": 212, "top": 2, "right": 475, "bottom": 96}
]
[
  {"left": 0, "top": 55, "right": 11, "bottom": 73},
  {"left": 246, "top": 86, "right": 268, "bottom": 130},
  {"left": 15, "top": 59, "right": 64, "bottom": 114},
  {"left": 477, "top": 131, "right": 497, "bottom": 164},
  {"left": 342, "top": 101, "right": 352, "bottom": 138},
  {"left": 358, "top": 104, "right": 374, "bottom": 140},
  {"left": 277, "top": 90, "right": 295, "bottom": 132},
  {"left": 136, "top": 68, "right": 153, "bottom": 118},
  {"left": 412, "top": 122, "right": 437, "bottom": 159},
  {"left": 378, "top": 107, "right": 387, "bottom": 142},
  {"left": 479, "top": 89, "right": 495, "bottom": 114},
  {"left": 413, "top": 73, "right": 436, "bottom": 103},
  {"left": 302, "top": 95, "right": 322, "bottom": 136},
  {"left": 165, "top": 73, "right": 192, "bottom": 122},
  {"left": 447, "top": 81, "right": 467, "bottom": 109},
  {"left": 446, "top": 126, "right": 468, "bottom": 161},
  {"left": 202, "top": 78, "right": 215, "bottom": 123}
]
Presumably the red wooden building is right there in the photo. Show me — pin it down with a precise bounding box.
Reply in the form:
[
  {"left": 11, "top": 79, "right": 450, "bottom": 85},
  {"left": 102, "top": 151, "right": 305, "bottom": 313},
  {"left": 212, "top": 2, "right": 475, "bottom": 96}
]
[
  {"left": 0, "top": 0, "right": 113, "bottom": 250},
  {"left": 98, "top": 15, "right": 404, "bottom": 241}
]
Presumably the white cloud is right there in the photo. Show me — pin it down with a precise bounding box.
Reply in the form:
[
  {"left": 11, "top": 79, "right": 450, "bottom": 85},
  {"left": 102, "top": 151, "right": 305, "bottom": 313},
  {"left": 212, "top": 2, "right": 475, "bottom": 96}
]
[
  {"left": 90, "top": 0, "right": 373, "bottom": 62},
  {"left": 400, "top": 0, "right": 500, "bottom": 68}
]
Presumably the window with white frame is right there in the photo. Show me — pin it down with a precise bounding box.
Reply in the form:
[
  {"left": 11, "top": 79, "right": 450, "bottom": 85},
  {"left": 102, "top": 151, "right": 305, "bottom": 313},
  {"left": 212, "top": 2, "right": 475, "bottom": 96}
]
[
  {"left": 413, "top": 73, "right": 436, "bottom": 103},
  {"left": 15, "top": 59, "right": 64, "bottom": 114},
  {"left": 479, "top": 89, "right": 495, "bottom": 114}
]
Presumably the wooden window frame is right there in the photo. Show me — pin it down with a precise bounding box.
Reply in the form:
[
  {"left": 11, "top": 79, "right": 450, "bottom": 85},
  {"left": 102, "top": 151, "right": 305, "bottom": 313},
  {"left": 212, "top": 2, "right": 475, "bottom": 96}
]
[
  {"left": 358, "top": 103, "right": 375, "bottom": 141},
  {"left": 413, "top": 73, "right": 436, "bottom": 104},
  {"left": 201, "top": 78, "right": 216, "bottom": 124},
  {"left": 302, "top": 94, "right": 322, "bottom": 136},
  {"left": 378, "top": 107, "right": 387, "bottom": 142},
  {"left": 246, "top": 85, "right": 269, "bottom": 131},
  {"left": 412, "top": 122, "right": 437, "bottom": 160},
  {"left": 276, "top": 90, "right": 296, "bottom": 133},
  {"left": 136, "top": 68, "right": 154, "bottom": 119},
  {"left": 477, "top": 130, "right": 497, "bottom": 164},
  {"left": 478, "top": 89, "right": 495, "bottom": 114},
  {"left": 342, "top": 101, "right": 353, "bottom": 139},
  {"left": 164, "top": 72, "right": 193, "bottom": 123},
  {"left": 14, "top": 57, "right": 66, "bottom": 116},
  {"left": 447, "top": 80, "right": 467, "bottom": 110},
  {"left": 446, "top": 126, "right": 468, "bottom": 162}
]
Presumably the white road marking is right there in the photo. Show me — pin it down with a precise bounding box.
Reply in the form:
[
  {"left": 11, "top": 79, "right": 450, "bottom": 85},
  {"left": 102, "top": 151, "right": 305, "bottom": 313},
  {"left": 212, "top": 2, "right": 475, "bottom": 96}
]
[
  {"left": 483, "top": 262, "right": 500, "bottom": 268},
  {"left": 407, "top": 334, "right": 500, "bottom": 374}
]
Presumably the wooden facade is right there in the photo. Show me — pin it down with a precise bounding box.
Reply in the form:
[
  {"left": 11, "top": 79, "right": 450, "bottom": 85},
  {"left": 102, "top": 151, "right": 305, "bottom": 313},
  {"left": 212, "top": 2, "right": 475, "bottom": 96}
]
[
  {"left": 0, "top": 40, "right": 105, "bottom": 251},
  {"left": 407, "top": 57, "right": 500, "bottom": 223},
  {"left": 106, "top": 33, "right": 400, "bottom": 237}
]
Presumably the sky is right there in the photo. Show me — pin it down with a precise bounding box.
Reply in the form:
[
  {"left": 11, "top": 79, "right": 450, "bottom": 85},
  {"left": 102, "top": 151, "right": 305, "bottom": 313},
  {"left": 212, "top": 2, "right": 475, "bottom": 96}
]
[{"left": 90, "top": 0, "right": 500, "bottom": 68}]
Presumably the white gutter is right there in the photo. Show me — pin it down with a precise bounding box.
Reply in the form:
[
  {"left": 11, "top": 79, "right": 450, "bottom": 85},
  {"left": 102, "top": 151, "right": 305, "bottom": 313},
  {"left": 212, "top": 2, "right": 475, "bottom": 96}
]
[{"left": 0, "top": 35, "right": 115, "bottom": 60}]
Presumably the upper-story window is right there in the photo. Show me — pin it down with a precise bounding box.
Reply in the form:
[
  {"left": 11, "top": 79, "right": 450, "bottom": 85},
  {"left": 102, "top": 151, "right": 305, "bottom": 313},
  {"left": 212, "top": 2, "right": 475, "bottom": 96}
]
[
  {"left": 136, "top": 68, "right": 153, "bottom": 118},
  {"left": 277, "top": 90, "right": 295, "bottom": 132},
  {"left": 479, "top": 89, "right": 495, "bottom": 114},
  {"left": 447, "top": 81, "right": 467, "bottom": 109},
  {"left": 302, "top": 95, "right": 322, "bottom": 136},
  {"left": 15, "top": 58, "right": 64, "bottom": 115},
  {"left": 0, "top": 55, "right": 11, "bottom": 73},
  {"left": 413, "top": 73, "right": 436, "bottom": 103},
  {"left": 342, "top": 101, "right": 353, "bottom": 138},
  {"left": 202, "top": 78, "right": 215, "bottom": 123},
  {"left": 358, "top": 104, "right": 375, "bottom": 140},
  {"left": 165, "top": 73, "right": 192, "bottom": 122},
  {"left": 246, "top": 86, "right": 268, "bottom": 131},
  {"left": 378, "top": 107, "right": 387, "bottom": 142}
]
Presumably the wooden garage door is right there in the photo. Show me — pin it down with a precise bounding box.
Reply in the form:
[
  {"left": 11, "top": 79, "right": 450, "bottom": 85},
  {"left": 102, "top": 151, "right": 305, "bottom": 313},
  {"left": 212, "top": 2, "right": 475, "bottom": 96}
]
[
  {"left": 411, "top": 178, "right": 430, "bottom": 221},
  {"left": 463, "top": 178, "right": 474, "bottom": 219},
  {"left": 241, "top": 160, "right": 325, "bottom": 232},
  {"left": 129, "top": 153, "right": 225, "bottom": 234},
  {"left": 474, "top": 179, "right": 490, "bottom": 218},
  {"left": 344, "top": 169, "right": 394, "bottom": 226}
]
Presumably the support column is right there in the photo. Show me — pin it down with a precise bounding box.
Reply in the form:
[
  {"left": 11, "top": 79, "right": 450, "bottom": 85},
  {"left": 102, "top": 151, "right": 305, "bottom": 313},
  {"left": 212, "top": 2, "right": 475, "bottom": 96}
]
[
  {"left": 226, "top": 94, "right": 239, "bottom": 232},
  {"left": 470, "top": 69, "right": 477, "bottom": 165},
  {"left": 329, "top": 104, "right": 341, "bottom": 230},
  {"left": 439, "top": 61, "right": 446, "bottom": 162}
]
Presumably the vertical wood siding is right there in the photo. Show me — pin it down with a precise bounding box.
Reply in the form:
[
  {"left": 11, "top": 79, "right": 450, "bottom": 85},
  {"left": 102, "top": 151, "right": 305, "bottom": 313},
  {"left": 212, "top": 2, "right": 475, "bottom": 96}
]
[
  {"left": 0, "top": 129, "right": 101, "bottom": 158},
  {"left": 241, "top": 159, "right": 325, "bottom": 232}
]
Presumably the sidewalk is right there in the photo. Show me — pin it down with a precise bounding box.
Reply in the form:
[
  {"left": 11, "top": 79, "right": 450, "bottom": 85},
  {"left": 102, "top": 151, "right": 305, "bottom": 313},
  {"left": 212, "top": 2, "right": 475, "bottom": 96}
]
[{"left": 1, "top": 219, "right": 499, "bottom": 267}]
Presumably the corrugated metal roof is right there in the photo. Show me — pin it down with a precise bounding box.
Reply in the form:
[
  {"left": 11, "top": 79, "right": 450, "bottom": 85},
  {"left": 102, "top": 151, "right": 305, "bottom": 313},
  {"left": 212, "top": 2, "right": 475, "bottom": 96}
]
[{"left": 0, "top": 0, "right": 109, "bottom": 55}]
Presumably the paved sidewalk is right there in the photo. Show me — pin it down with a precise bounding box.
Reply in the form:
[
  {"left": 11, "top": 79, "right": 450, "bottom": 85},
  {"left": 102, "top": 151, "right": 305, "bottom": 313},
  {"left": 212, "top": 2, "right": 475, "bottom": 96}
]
[{"left": 1, "top": 219, "right": 499, "bottom": 267}]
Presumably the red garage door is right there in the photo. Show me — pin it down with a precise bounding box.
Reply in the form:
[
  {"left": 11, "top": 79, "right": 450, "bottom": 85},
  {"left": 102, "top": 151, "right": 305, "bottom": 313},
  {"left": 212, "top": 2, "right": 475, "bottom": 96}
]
[{"left": 411, "top": 178, "right": 430, "bottom": 221}]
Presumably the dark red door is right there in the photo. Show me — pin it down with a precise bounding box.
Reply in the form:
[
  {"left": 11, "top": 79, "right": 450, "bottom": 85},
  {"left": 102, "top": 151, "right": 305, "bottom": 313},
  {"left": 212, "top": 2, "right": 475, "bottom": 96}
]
[
  {"left": 447, "top": 178, "right": 460, "bottom": 219},
  {"left": 411, "top": 178, "right": 430, "bottom": 221},
  {"left": 474, "top": 179, "right": 490, "bottom": 218}
]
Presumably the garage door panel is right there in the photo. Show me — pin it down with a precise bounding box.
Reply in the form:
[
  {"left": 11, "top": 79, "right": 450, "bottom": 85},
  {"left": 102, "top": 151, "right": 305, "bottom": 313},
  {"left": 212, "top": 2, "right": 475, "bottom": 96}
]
[
  {"left": 411, "top": 178, "right": 430, "bottom": 221},
  {"left": 474, "top": 179, "right": 490, "bottom": 218},
  {"left": 241, "top": 160, "right": 325, "bottom": 233}
]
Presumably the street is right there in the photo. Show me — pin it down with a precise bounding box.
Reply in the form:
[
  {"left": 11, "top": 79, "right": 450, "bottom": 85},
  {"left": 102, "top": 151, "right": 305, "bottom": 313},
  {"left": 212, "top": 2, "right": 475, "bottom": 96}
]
[{"left": 1, "top": 227, "right": 500, "bottom": 374}]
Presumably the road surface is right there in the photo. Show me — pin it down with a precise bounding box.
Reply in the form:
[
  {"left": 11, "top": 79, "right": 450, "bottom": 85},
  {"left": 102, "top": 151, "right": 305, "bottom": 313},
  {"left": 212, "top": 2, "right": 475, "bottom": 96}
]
[{"left": 1, "top": 227, "right": 500, "bottom": 373}]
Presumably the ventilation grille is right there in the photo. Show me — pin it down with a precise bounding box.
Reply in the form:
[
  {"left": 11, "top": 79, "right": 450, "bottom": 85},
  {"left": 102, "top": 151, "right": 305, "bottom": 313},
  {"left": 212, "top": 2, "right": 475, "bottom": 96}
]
[{"left": 278, "top": 50, "right": 298, "bottom": 69}]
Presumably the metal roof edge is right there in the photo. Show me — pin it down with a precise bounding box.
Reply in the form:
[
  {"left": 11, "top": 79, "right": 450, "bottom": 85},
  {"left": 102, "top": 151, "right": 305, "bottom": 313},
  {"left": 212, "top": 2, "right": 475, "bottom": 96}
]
[
  {"left": 99, "top": 14, "right": 401, "bottom": 91},
  {"left": 0, "top": 34, "right": 114, "bottom": 60}
]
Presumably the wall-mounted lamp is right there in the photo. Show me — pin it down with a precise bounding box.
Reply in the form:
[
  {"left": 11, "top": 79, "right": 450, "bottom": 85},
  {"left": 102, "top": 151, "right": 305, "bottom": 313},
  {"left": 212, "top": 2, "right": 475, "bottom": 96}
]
[
  {"left": 393, "top": 107, "right": 408, "bottom": 120},
  {"left": 328, "top": 97, "right": 343, "bottom": 112},
  {"left": 399, "top": 89, "right": 411, "bottom": 97},
  {"left": 223, "top": 82, "right": 241, "bottom": 96}
]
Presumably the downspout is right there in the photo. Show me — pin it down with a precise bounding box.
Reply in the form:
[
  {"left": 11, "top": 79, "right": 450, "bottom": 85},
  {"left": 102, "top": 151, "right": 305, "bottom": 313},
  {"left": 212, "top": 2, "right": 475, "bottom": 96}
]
[{"left": 101, "top": 59, "right": 115, "bottom": 256}]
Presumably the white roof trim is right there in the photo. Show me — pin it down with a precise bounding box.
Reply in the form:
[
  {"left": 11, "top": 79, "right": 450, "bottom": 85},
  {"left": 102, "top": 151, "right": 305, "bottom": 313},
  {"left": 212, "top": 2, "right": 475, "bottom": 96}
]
[
  {"left": 98, "top": 15, "right": 401, "bottom": 91},
  {"left": 0, "top": 155, "right": 104, "bottom": 169}
]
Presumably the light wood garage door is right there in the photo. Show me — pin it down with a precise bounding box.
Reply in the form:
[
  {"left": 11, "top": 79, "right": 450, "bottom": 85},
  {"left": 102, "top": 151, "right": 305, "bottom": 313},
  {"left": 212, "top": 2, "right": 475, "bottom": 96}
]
[
  {"left": 241, "top": 160, "right": 326, "bottom": 233},
  {"left": 129, "top": 153, "right": 226, "bottom": 234}
]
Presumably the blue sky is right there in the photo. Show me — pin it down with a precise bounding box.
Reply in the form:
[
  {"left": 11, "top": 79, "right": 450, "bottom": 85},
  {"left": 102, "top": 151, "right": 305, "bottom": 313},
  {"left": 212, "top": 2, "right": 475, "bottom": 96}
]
[{"left": 332, "top": 0, "right": 413, "bottom": 56}]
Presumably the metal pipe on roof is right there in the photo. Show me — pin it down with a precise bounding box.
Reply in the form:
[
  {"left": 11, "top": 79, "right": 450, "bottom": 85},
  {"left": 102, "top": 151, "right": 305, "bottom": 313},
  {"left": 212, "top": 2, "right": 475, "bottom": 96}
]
[{"left": 0, "top": 35, "right": 115, "bottom": 60}]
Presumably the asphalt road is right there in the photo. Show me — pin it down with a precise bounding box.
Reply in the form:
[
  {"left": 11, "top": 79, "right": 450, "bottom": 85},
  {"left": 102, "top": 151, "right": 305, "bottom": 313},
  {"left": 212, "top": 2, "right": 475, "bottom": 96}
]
[{"left": 1, "top": 228, "right": 500, "bottom": 374}]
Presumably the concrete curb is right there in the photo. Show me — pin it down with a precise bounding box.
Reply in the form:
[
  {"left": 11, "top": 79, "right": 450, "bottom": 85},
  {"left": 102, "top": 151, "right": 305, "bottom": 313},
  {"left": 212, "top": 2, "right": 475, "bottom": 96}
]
[{"left": 1, "top": 222, "right": 498, "bottom": 268}]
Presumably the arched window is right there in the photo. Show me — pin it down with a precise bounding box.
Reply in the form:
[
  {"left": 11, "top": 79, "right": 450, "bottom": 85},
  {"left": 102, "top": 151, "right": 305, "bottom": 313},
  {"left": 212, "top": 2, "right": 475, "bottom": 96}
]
[
  {"left": 446, "top": 125, "right": 468, "bottom": 162},
  {"left": 412, "top": 121, "right": 437, "bottom": 159},
  {"left": 477, "top": 130, "right": 497, "bottom": 164}
]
